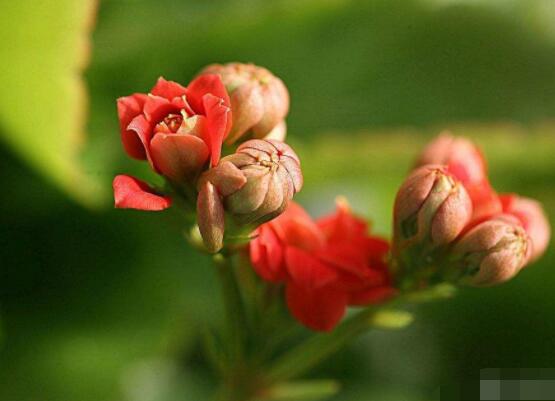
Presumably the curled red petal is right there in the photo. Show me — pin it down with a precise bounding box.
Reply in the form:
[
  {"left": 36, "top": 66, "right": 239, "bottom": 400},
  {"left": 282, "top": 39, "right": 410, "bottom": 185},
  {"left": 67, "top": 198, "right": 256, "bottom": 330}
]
[
  {"left": 203, "top": 94, "right": 231, "bottom": 166},
  {"left": 113, "top": 175, "right": 171, "bottom": 211},
  {"left": 286, "top": 283, "right": 348, "bottom": 332},
  {"left": 126, "top": 114, "right": 156, "bottom": 169},
  {"left": 150, "top": 77, "right": 187, "bottom": 100},
  {"left": 117, "top": 94, "right": 149, "bottom": 159},
  {"left": 186, "top": 74, "right": 231, "bottom": 114}
]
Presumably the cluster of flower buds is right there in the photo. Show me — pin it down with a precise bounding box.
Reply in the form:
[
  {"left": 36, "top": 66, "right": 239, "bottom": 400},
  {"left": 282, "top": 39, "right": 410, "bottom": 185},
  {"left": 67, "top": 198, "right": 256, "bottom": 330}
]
[
  {"left": 250, "top": 200, "right": 395, "bottom": 331},
  {"left": 112, "top": 63, "right": 300, "bottom": 253},
  {"left": 393, "top": 132, "right": 550, "bottom": 287},
  {"left": 113, "top": 64, "right": 551, "bottom": 333}
]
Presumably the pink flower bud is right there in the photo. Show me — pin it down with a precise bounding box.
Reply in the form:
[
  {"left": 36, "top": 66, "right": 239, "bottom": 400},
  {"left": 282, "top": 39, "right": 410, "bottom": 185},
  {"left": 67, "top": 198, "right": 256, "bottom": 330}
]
[
  {"left": 415, "top": 132, "right": 502, "bottom": 222},
  {"left": 453, "top": 214, "right": 532, "bottom": 286},
  {"left": 196, "top": 139, "right": 302, "bottom": 253},
  {"left": 416, "top": 132, "right": 487, "bottom": 185},
  {"left": 199, "top": 63, "right": 289, "bottom": 144},
  {"left": 393, "top": 165, "right": 472, "bottom": 247},
  {"left": 501, "top": 194, "right": 550, "bottom": 262}
]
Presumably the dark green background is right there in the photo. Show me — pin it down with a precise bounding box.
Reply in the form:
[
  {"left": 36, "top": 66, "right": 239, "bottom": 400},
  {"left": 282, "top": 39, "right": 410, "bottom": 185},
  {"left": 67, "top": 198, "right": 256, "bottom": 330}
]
[{"left": 1, "top": 0, "right": 554, "bottom": 400}]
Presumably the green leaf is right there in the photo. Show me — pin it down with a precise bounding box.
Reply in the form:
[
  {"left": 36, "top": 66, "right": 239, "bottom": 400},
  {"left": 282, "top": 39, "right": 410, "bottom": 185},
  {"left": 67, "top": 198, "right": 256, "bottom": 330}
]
[
  {"left": 0, "top": 0, "right": 104, "bottom": 207},
  {"left": 261, "top": 380, "right": 340, "bottom": 401}
]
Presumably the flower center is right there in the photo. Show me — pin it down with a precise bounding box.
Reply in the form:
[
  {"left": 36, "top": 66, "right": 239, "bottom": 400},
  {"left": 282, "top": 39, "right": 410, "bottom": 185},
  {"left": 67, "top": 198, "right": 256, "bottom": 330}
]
[
  {"left": 163, "top": 114, "right": 183, "bottom": 133},
  {"left": 154, "top": 112, "right": 187, "bottom": 135}
]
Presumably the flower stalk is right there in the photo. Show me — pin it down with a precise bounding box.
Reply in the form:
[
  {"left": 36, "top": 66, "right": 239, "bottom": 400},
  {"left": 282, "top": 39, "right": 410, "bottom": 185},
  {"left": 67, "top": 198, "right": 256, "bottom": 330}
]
[{"left": 214, "top": 253, "right": 249, "bottom": 367}]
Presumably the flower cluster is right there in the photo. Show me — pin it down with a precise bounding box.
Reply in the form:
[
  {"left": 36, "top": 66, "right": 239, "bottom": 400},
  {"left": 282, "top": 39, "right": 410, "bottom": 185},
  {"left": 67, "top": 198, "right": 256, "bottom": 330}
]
[
  {"left": 113, "top": 63, "right": 296, "bottom": 253},
  {"left": 393, "top": 133, "right": 550, "bottom": 286},
  {"left": 113, "top": 63, "right": 550, "bottom": 336},
  {"left": 250, "top": 200, "right": 395, "bottom": 331}
]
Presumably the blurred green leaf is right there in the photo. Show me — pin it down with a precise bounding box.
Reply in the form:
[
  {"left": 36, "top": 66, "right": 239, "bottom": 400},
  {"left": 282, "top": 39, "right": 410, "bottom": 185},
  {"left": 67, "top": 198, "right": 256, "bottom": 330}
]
[{"left": 0, "top": 0, "right": 104, "bottom": 207}]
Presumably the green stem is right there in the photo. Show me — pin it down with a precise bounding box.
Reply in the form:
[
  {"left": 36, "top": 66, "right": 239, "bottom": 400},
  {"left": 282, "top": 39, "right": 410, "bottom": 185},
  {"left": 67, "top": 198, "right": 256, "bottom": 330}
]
[
  {"left": 264, "top": 284, "right": 456, "bottom": 385},
  {"left": 214, "top": 254, "right": 249, "bottom": 367},
  {"left": 264, "top": 306, "right": 379, "bottom": 384}
]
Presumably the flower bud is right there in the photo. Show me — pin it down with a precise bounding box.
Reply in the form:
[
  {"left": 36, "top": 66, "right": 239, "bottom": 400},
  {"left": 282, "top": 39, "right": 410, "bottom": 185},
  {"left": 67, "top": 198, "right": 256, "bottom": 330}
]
[
  {"left": 453, "top": 214, "right": 532, "bottom": 286},
  {"left": 415, "top": 132, "right": 502, "bottom": 221},
  {"left": 416, "top": 132, "right": 487, "bottom": 185},
  {"left": 501, "top": 194, "right": 550, "bottom": 262},
  {"left": 393, "top": 165, "right": 472, "bottom": 247},
  {"left": 196, "top": 139, "right": 302, "bottom": 253},
  {"left": 199, "top": 63, "right": 289, "bottom": 144}
]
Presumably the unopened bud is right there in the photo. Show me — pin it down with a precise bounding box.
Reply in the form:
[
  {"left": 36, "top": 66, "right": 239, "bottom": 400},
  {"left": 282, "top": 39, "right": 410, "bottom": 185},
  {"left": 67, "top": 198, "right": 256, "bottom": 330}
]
[
  {"left": 453, "top": 214, "right": 531, "bottom": 286},
  {"left": 393, "top": 165, "right": 472, "bottom": 247},
  {"left": 501, "top": 194, "right": 550, "bottom": 262},
  {"left": 416, "top": 132, "right": 487, "bottom": 185},
  {"left": 415, "top": 132, "right": 501, "bottom": 221},
  {"left": 196, "top": 139, "right": 302, "bottom": 252},
  {"left": 199, "top": 63, "right": 289, "bottom": 144}
]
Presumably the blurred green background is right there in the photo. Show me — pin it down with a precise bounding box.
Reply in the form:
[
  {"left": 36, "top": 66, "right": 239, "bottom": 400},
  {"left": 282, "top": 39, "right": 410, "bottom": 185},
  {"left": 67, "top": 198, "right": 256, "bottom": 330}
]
[{"left": 1, "top": 0, "right": 555, "bottom": 400}]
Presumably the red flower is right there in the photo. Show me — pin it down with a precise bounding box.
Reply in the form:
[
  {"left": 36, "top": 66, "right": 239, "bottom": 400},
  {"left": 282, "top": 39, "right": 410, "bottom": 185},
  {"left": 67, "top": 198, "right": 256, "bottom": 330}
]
[
  {"left": 250, "top": 200, "right": 395, "bottom": 332},
  {"left": 113, "top": 75, "right": 232, "bottom": 210}
]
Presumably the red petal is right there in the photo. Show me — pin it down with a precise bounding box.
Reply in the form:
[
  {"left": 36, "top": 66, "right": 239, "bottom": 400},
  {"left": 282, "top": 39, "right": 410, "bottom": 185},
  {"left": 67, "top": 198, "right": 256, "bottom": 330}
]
[
  {"left": 317, "top": 200, "right": 367, "bottom": 242},
  {"left": 186, "top": 74, "right": 231, "bottom": 114},
  {"left": 117, "top": 94, "right": 149, "bottom": 159},
  {"left": 113, "top": 175, "right": 171, "bottom": 211},
  {"left": 150, "top": 133, "right": 209, "bottom": 181},
  {"left": 333, "top": 265, "right": 390, "bottom": 293},
  {"left": 126, "top": 114, "right": 156, "bottom": 168},
  {"left": 270, "top": 202, "right": 325, "bottom": 251},
  {"left": 285, "top": 247, "right": 338, "bottom": 289},
  {"left": 316, "top": 242, "right": 368, "bottom": 277},
  {"left": 286, "top": 283, "right": 348, "bottom": 332},
  {"left": 250, "top": 226, "right": 286, "bottom": 282},
  {"left": 466, "top": 180, "right": 502, "bottom": 222},
  {"left": 349, "top": 286, "right": 396, "bottom": 306},
  {"left": 142, "top": 95, "right": 183, "bottom": 124},
  {"left": 150, "top": 77, "right": 187, "bottom": 100},
  {"left": 203, "top": 94, "right": 231, "bottom": 166},
  {"left": 363, "top": 237, "right": 390, "bottom": 264}
]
